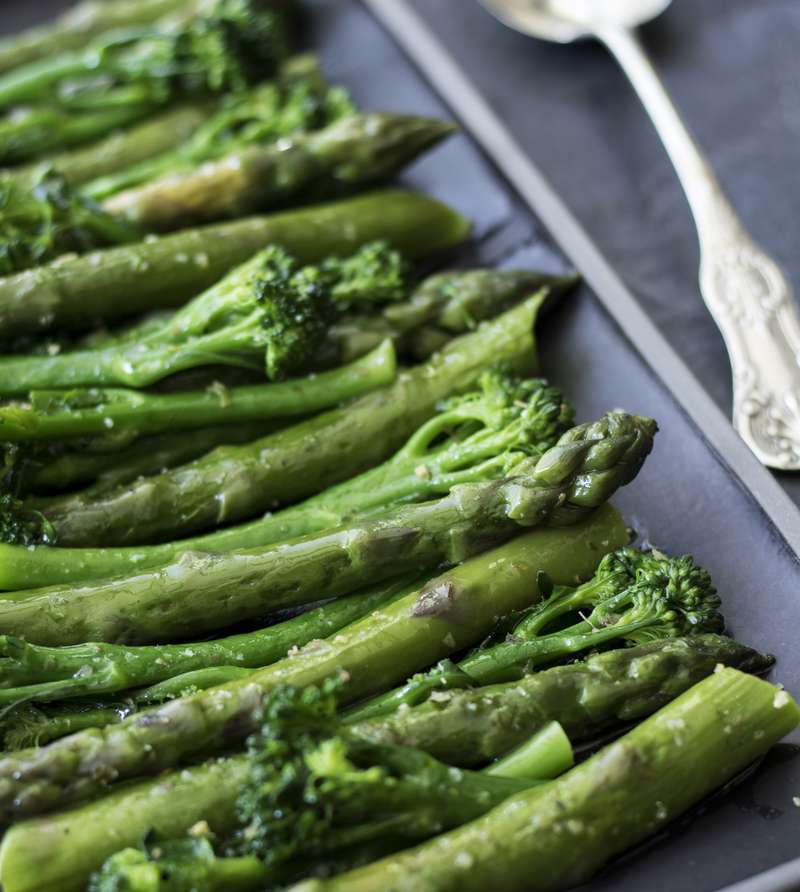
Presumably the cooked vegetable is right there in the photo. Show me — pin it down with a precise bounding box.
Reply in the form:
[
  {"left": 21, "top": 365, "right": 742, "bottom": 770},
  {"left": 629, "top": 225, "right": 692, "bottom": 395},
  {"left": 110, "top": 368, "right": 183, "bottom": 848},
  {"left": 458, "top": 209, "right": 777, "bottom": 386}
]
[
  {"left": 102, "top": 113, "right": 455, "bottom": 232},
  {"left": 0, "top": 0, "right": 195, "bottom": 75},
  {"left": 0, "top": 507, "right": 628, "bottom": 822},
  {"left": 0, "top": 0, "right": 293, "bottom": 162},
  {"left": 0, "top": 633, "right": 772, "bottom": 892},
  {"left": 0, "top": 364, "right": 572, "bottom": 588},
  {"left": 346, "top": 547, "right": 723, "bottom": 722},
  {"left": 354, "top": 632, "right": 774, "bottom": 762},
  {"left": 82, "top": 54, "right": 354, "bottom": 200},
  {"left": 0, "top": 240, "right": 409, "bottom": 392},
  {"left": 0, "top": 577, "right": 417, "bottom": 708},
  {"left": 83, "top": 686, "right": 570, "bottom": 892},
  {"left": 0, "top": 189, "right": 470, "bottom": 337},
  {"left": 22, "top": 296, "right": 544, "bottom": 547},
  {"left": 0, "top": 336, "right": 397, "bottom": 441},
  {"left": 295, "top": 669, "right": 800, "bottom": 892},
  {"left": 0, "top": 168, "right": 142, "bottom": 274},
  {"left": 0, "top": 411, "right": 653, "bottom": 646}
]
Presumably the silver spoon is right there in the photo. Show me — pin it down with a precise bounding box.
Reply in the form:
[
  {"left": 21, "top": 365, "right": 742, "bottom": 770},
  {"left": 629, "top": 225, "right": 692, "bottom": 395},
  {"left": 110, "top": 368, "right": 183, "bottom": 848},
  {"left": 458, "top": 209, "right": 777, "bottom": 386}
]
[{"left": 480, "top": 0, "right": 800, "bottom": 471}]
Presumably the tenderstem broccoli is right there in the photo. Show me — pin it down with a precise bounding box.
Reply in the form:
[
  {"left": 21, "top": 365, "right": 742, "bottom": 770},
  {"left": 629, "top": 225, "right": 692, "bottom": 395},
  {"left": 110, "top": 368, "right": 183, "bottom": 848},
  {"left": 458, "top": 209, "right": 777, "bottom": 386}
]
[
  {"left": 0, "top": 168, "right": 142, "bottom": 274},
  {"left": 0, "top": 0, "right": 294, "bottom": 162},
  {"left": 0, "top": 240, "right": 407, "bottom": 394},
  {"left": 84, "top": 683, "right": 573, "bottom": 892},
  {"left": 0, "top": 368, "right": 572, "bottom": 588},
  {"left": 345, "top": 546, "right": 724, "bottom": 722},
  {"left": 0, "top": 339, "right": 396, "bottom": 442},
  {"left": 82, "top": 54, "right": 356, "bottom": 201}
]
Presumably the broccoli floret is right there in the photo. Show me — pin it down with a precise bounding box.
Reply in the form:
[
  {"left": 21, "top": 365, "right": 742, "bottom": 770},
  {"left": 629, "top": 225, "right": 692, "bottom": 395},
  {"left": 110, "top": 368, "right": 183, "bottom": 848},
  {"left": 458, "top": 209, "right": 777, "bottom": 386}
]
[
  {"left": 254, "top": 241, "right": 409, "bottom": 379},
  {"left": 346, "top": 548, "right": 725, "bottom": 720},
  {"left": 237, "top": 681, "right": 539, "bottom": 867},
  {"left": 0, "top": 168, "right": 141, "bottom": 273}
]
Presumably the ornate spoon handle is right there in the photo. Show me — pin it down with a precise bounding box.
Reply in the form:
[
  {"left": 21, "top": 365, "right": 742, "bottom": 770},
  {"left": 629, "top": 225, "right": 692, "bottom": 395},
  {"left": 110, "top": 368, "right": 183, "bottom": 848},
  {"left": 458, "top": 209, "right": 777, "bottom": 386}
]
[{"left": 598, "top": 24, "right": 800, "bottom": 470}]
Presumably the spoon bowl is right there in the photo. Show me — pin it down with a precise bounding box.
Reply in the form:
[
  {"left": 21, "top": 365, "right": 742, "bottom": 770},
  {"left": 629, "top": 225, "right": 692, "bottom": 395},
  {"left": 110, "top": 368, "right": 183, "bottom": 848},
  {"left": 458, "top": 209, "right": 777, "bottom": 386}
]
[{"left": 478, "top": 0, "right": 672, "bottom": 43}]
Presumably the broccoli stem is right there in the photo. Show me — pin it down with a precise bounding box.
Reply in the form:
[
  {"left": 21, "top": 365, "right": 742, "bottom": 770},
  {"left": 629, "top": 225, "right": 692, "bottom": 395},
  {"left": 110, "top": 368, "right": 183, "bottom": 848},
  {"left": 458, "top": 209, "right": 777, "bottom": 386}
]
[
  {"left": 102, "top": 113, "right": 456, "bottom": 232},
  {"left": 0, "top": 412, "right": 653, "bottom": 646},
  {"left": 0, "top": 508, "right": 628, "bottom": 823},
  {"left": 30, "top": 296, "right": 542, "bottom": 548},
  {"left": 0, "top": 577, "right": 418, "bottom": 706},
  {"left": 297, "top": 670, "right": 800, "bottom": 892},
  {"left": 0, "top": 353, "right": 572, "bottom": 590},
  {"left": 0, "top": 0, "right": 194, "bottom": 76},
  {"left": 0, "top": 189, "right": 470, "bottom": 338},
  {"left": 0, "top": 634, "right": 773, "bottom": 892},
  {"left": 0, "top": 340, "right": 396, "bottom": 440},
  {"left": 483, "top": 721, "right": 573, "bottom": 781}
]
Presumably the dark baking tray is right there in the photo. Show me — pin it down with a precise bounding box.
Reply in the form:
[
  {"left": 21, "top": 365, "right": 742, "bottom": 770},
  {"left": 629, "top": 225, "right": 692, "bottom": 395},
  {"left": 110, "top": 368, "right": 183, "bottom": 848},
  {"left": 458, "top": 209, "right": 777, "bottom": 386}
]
[{"left": 2, "top": 1, "right": 800, "bottom": 890}]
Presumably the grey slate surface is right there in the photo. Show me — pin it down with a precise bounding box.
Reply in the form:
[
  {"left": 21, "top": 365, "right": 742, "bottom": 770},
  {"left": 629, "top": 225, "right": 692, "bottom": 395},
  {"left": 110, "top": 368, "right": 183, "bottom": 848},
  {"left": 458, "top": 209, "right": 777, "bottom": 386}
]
[{"left": 407, "top": 0, "right": 800, "bottom": 504}]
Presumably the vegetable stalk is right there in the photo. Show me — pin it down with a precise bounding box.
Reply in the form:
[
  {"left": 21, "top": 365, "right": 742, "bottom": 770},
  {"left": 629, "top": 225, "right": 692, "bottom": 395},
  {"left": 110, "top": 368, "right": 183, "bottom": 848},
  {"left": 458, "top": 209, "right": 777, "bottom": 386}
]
[
  {"left": 0, "top": 507, "right": 628, "bottom": 822},
  {"left": 295, "top": 669, "right": 800, "bottom": 892},
  {"left": 0, "top": 633, "right": 772, "bottom": 892},
  {"left": 0, "top": 189, "right": 470, "bottom": 337}
]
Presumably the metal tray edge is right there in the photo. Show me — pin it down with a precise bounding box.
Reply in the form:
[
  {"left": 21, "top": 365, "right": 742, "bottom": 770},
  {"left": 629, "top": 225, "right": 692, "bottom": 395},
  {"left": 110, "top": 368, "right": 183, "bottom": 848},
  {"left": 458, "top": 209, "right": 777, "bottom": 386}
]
[{"left": 364, "top": 2, "right": 800, "bottom": 890}]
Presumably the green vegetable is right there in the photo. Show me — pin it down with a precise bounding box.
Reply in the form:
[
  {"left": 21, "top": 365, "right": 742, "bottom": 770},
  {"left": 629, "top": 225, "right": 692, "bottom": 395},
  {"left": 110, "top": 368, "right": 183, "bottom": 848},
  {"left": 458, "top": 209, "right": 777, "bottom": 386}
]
[
  {"left": 0, "top": 632, "right": 772, "bottom": 892},
  {"left": 0, "top": 362, "right": 572, "bottom": 588},
  {"left": 0, "top": 577, "right": 417, "bottom": 707},
  {"left": 354, "top": 633, "right": 774, "bottom": 764},
  {"left": 2, "top": 103, "right": 211, "bottom": 190},
  {"left": 0, "top": 0, "right": 292, "bottom": 162},
  {"left": 23, "top": 295, "right": 542, "bottom": 547},
  {"left": 0, "top": 339, "right": 396, "bottom": 441},
  {"left": 0, "top": 410, "right": 654, "bottom": 646},
  {"left": 0, "top": 506, "right": 628, "bottom": 823},
  {"left": 27, "top": 420, "right": 282, "bottom": 494},
  {"left": 0, "top": 0, "right": 195, "bottom": 76},
  {"left": 0, "top": 168, "right": 142, "bottom": 274},
  {"left": 345, "top": 547, "right": 723, "bottom": 722},
  {"left": 295, "top": 669, "right": 800, "bottom": 892},
  {"left": 85, "top": 697, "right": 570, "bottom": 892},
  {"left": 0, "top": 239, "right": 408, "bottom": 392},
  {"left": 0, "top": 189, "right": 470, "bottom": 337},
  {"left": 82, "top": 54, "right": 354, "bottom": 200},
  {"left": 101, "top": 112, "right": 455, "bottom": 232}
]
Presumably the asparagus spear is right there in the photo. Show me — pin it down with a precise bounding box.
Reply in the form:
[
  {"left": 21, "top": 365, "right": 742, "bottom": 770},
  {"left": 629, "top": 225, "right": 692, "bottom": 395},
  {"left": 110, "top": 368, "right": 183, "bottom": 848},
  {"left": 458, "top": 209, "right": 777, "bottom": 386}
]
[
  {"left": 102, "top": 113, "right": 456, "bottom": 232},
  {"left": 28, "top": 420, "right": 281, "bottom": 493},
  {"left": 26, "top": 295, "right": 541, "bottom": 547},
  {"left": 0, "top": 577, "right": 419, "bottom": 708},
  {"left": 0, "top": 368, "right": 571, "bottom": 591},
  {"left": 0, "top": 189, "right": 470, "bottom": 337},
  {"left": 0, "top": 411, "right": 655, "bottom": 645},
  {"left": 298, "top": 669, "right": 800, "bottom": 892},
  {"left": 354, "top": 634, "right": 774, "bottom": 763},
  {"left": 345, "top": 547, "right": 724, "bottom": 722},
  {"left": 0, "top": 633, "right": 772, "bottom": 892},
  {"left": 0, "top": 0, "right": 293, "bottom": 162},
  {"left": 82, "top": 55, "right": 355, "bottom": 201},
  {"left": 0, "top": 0, "right": 195, "bottom": 76},
  {"left": 0, "top": 340, "right": 396, "bottom": 441},
  {"left": 1, "top": 103, "right": 211, "bottom": 189},
  {"left": 0, "top": 507, "right": 628, "bottom": 823}
]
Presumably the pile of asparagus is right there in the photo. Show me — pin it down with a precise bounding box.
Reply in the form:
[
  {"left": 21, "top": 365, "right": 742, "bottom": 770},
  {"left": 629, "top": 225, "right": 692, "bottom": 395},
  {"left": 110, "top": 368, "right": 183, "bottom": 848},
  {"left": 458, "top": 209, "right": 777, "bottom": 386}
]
[{"left": 0, "top": 2, "right": 796, "bottom": 892}]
